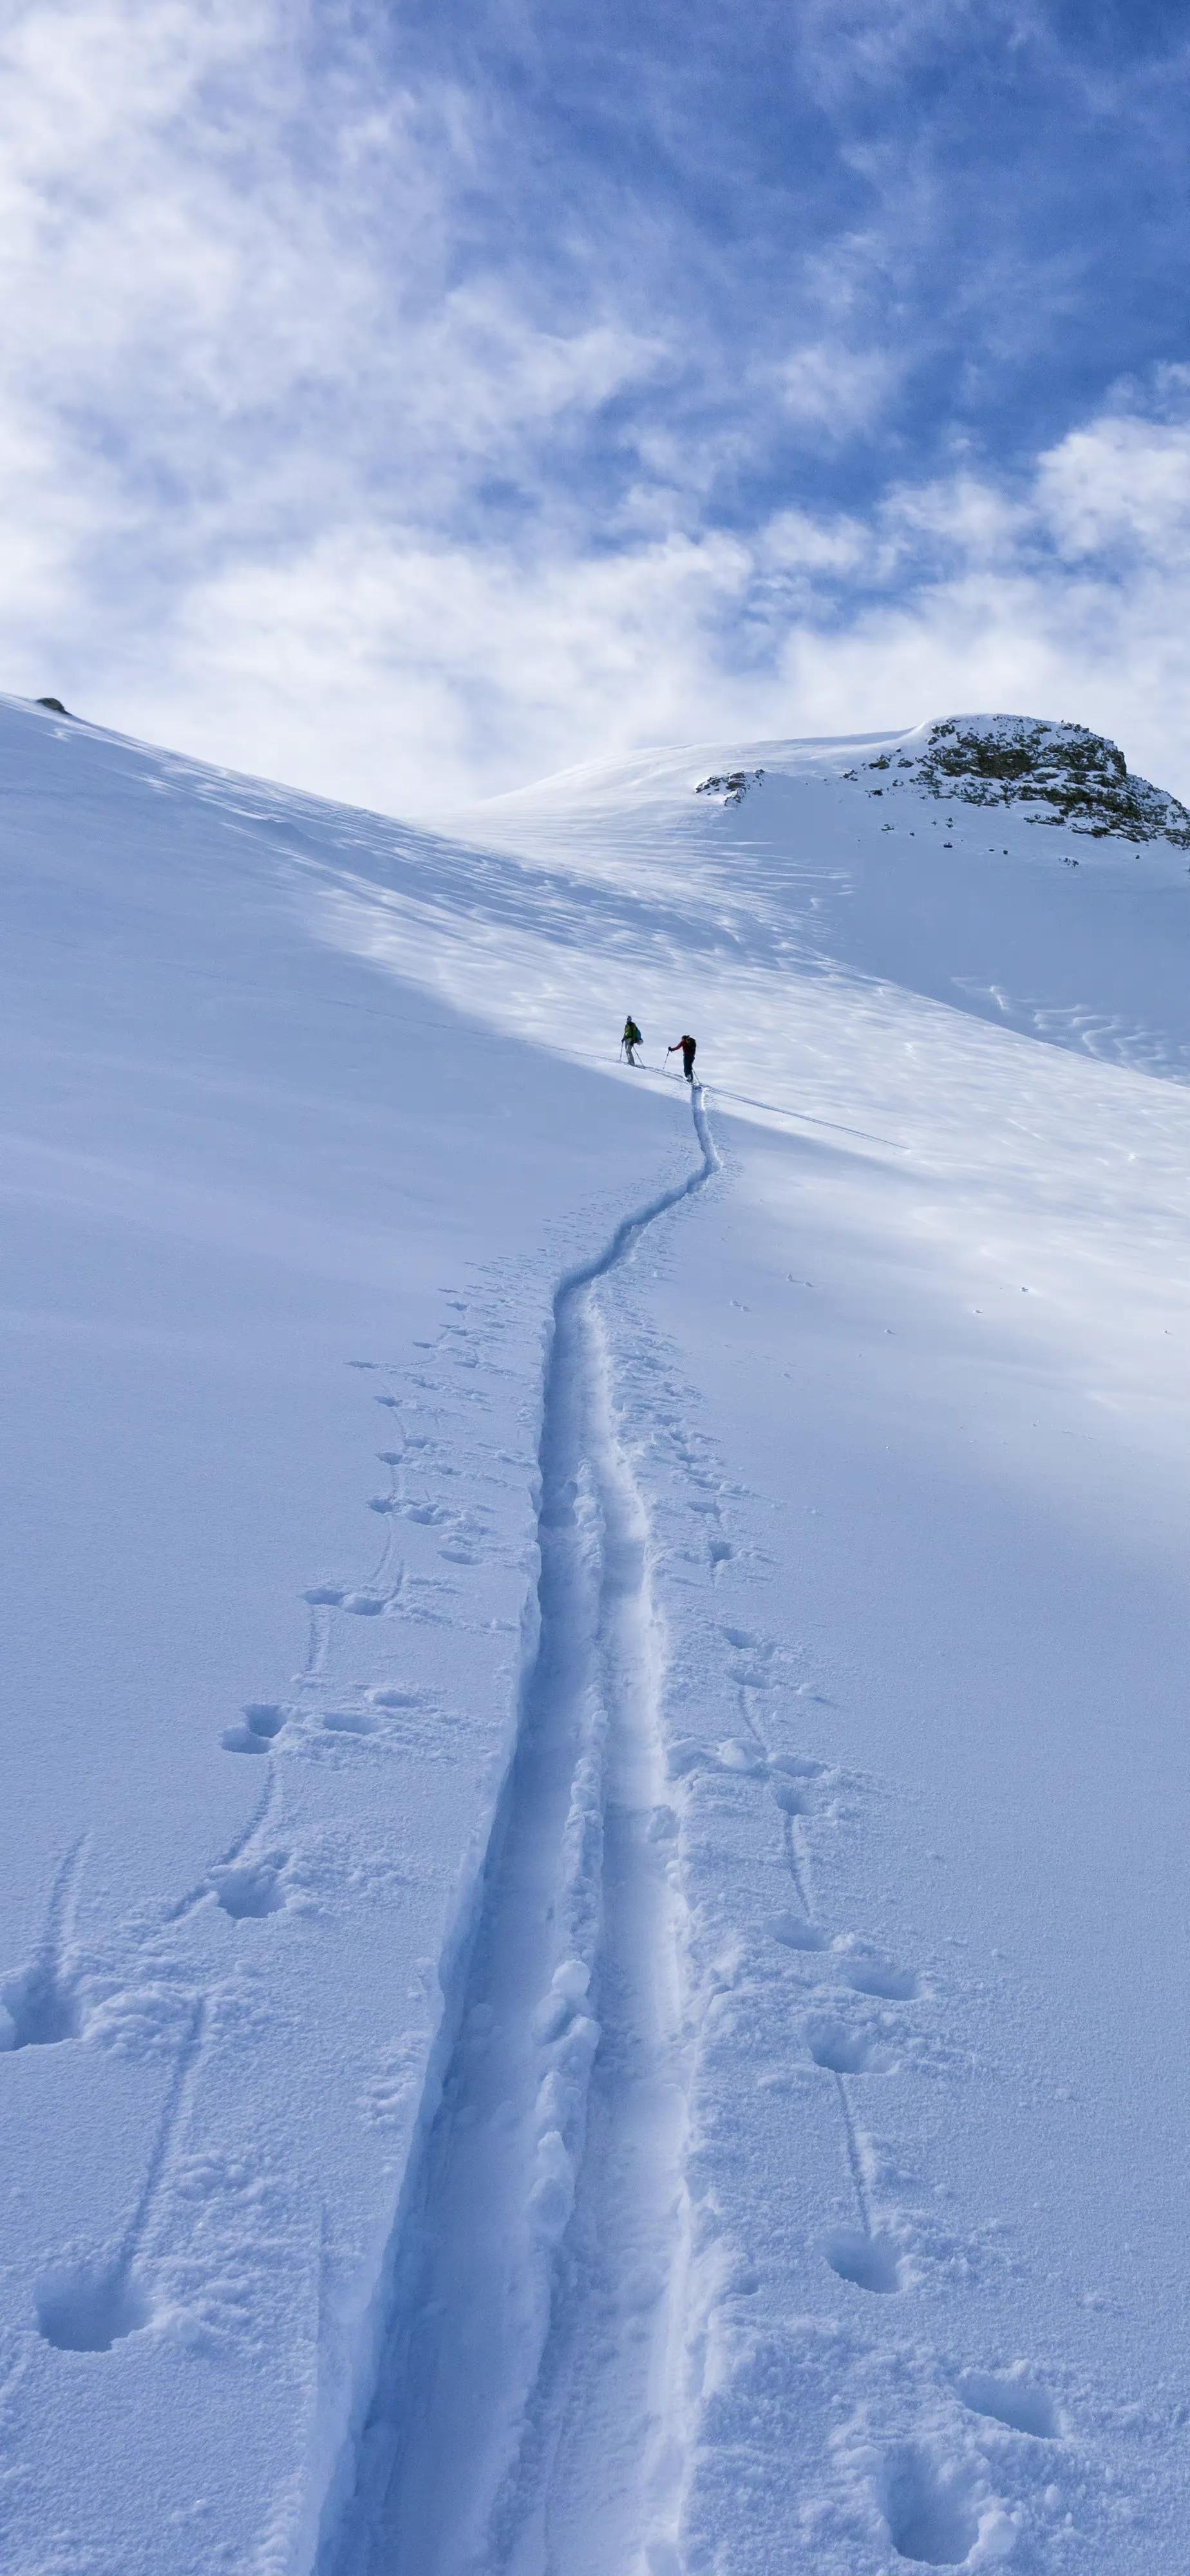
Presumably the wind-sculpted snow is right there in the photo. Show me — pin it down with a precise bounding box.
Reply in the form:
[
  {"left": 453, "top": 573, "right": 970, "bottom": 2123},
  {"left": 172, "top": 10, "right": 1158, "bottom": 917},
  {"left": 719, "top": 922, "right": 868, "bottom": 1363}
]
[{"left": 3, "top": 692, "right": 1190, "bottom": 2571}]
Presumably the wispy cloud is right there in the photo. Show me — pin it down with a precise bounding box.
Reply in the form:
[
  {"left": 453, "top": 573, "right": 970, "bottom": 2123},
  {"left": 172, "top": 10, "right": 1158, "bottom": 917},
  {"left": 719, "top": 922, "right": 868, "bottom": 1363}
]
[{"left": 2, "top": 0, "right": 1189, "bottom": 804}]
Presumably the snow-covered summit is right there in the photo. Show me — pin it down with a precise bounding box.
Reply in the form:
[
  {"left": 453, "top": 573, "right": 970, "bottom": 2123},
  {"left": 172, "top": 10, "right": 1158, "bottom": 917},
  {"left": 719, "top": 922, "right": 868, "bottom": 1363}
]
[
  {"left": 435, "top": 709, "right": 1190, "bottom": 1090},
  {"left": 475, "top": 709, "right": 1190, "bottom": 849}
]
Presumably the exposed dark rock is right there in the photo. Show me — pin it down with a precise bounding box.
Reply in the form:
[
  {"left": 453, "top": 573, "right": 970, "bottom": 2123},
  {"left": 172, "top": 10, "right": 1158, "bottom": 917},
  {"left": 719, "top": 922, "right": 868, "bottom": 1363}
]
[
  {"left": 36, "top": 696, "right": 72, "bottom": 717},
  {"left": 904, "top": 716, "right": 1189, "bottom": 848},
  {"left": 695, "top": 768, "right": 765, "bottom": 807}
]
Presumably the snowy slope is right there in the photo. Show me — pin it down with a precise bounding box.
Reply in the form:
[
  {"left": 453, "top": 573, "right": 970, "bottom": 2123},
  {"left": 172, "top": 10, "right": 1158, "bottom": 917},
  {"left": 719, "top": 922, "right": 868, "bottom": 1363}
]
[
  {"left": 431, "top": 712, "right": 1190, "bottom": 1083},
  {"left": 3, "top": 694, "right": 1190, "bottom": 2575}
]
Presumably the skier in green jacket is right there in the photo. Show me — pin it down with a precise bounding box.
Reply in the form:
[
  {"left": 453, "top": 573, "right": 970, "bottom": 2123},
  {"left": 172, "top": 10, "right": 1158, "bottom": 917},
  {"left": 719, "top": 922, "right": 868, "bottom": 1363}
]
[{"left": 622, "top": 1016, "right": 643, "bottom": 1065}]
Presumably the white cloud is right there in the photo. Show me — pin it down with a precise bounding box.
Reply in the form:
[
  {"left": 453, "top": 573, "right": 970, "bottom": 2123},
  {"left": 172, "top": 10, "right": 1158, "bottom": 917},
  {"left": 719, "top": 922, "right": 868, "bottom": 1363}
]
[
  {"left": 793, "top": 0, "right": 1002, "bottom": 102},
  {"left": 108, "top": 522, "right": 761, "bottom": 811},
  {"left": 777, "top": 341, "right": 902, "bottom": 435},
  {"left": 2, "top": 1, "right": 1189, "bottom": 815},
  {"left": 765, "top": 437, "right": 1190, "bottom": 799},
  {"left": 95, "top": 379, "right": 1190, "bottom": 816},
  {"left": 1036, "top": 397, "right": 1190, "bottom": 564}
]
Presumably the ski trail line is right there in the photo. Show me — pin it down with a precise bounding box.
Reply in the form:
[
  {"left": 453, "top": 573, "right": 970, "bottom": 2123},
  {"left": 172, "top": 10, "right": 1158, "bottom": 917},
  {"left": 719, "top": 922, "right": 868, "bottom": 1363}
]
[
  {"left": 319, "top": 1088, "right": 719, "bottom": 2576},
  {"left": 782, "top": 1808, "right": 815, "bottom": 1922},
  {"left": 35, "top": 1994, "right": 210, "bottom": 2353},
  {"left": 835, "top": 2075, "right": 873, "bottom": 2237},
  {"left": 496, "top": 1285, "right": 688, "bottom": 2576},
  {"left": 164, "top": 1769, "right": 279, "bottom": 1925}
]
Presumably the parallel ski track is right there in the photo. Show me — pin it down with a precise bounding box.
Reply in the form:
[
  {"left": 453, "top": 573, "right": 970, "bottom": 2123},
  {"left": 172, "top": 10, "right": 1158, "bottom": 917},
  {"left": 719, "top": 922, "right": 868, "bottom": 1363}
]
[{"left": 321, "top": 1087, "right": 718, "bottom": 2576}]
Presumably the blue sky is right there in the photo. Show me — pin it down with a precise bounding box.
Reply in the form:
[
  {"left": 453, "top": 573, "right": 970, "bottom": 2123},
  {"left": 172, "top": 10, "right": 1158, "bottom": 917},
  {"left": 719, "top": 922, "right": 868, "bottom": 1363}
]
[{"left": 3, "top": 0, "right": 1189, "bottom": 805}]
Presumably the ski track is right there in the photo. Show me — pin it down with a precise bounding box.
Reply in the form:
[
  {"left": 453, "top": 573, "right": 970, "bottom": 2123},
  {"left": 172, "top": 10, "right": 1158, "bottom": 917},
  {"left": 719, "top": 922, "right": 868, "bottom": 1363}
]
[
  {"left": 35, "top": 1994, "right": 210, "bottom": 2352},
  {"left": 730, "top": 1658, "right": 905, "bottom": 2301},
  {"left": 7, "top": 1258, "right": 448, "bottom": 2370},
  {"left": 0, "top": 1833, "right": 89, "bottom": 2048},
  {"left": 679, "top": 1586, "right": 1080, "bottom": 2552},
  {"left": 320, "top": 1088, "right": 719, "bottom": 2576},
  {"left": 3, "top": 1057, "right": 1071, "bottom": 2562},
  {"left": 164, "top": 1770, "right": 281, "bottom": 1925}
]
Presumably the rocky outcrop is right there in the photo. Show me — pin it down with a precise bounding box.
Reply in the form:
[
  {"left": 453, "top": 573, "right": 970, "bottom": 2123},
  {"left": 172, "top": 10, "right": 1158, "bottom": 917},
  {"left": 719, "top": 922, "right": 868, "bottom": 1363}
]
[
  {"left": 695, "top": 768, "right": 764, "bottom": 806},
  {"left": 903, "top": 717, "right": 1190, "bottom": 847}
]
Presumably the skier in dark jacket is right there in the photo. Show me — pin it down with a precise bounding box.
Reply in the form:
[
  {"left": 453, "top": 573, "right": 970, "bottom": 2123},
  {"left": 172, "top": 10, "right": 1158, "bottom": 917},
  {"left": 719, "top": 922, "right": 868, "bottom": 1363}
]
[
  {"left": 622, "top": 1016, "right": 643, "bottom": 1065},
  {"left": 667, "top": 1034, "right": 697, "bottom": 1081}
]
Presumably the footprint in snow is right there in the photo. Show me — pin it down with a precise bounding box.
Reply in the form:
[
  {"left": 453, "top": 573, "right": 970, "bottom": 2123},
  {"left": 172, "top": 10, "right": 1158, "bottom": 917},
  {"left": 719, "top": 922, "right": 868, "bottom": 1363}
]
[
  {"left": 959, "top": 2369, "right": 1060, "bottom": 2438},
  {"left": 881, "top": 2442, "right": 983, "bottom": 2566},
  {"left": 733, "top": 1663, "right": 777, "bottom": 1694},
  {"left": 211, "top": 1852, "right": 290, "bottom": 1918},
  {"left": 766, "top": 1912, "right": 827, "bottom": 1953},
  {"left": 824, "top": 2226, "right": 903, "bottom": 2295},
  {"left": 0, "top": 1839, "right": 88, "bottom": 2049},
  {"left": 716, "top": 1739, "right": 766, "bottom": 1775},
  {"left": 843, "top": 1956, "right": 919, "bottom": 2002},
  {"left": 303, "top": 1585, "right": 390, "bottom": 1616},
  {"left": 770, "top": 1777, "right": 812, "bottom": 1815},
  {"left": 36, "top": 1997, "right": 209, "bottom": 2349},
  {"left": 1, "top": 1960, "right": 80, "bottom": 2050},
  {"left": 805, "top": 2014, "right": 896, "bottom": 2074},
  {"left": 222, "top": 1703, "right": 288, "bottom": 1754},
  {"left": 37, "top": 2259, "right": 149, "bottom": 2353}
]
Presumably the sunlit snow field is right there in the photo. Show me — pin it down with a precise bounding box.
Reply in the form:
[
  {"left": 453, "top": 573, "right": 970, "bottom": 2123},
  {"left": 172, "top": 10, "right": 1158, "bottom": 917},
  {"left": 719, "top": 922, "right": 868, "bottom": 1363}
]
[{"left": 1, "top": 693, "right": 1189, "bottom": 2573}]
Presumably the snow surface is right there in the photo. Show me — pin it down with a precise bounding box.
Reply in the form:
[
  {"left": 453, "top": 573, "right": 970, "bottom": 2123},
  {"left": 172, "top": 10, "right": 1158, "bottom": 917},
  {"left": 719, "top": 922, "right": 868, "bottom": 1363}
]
[{"left": 3, "top": 694, "right": 1190, "bottom": 2573}]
